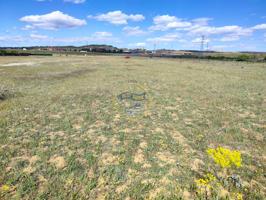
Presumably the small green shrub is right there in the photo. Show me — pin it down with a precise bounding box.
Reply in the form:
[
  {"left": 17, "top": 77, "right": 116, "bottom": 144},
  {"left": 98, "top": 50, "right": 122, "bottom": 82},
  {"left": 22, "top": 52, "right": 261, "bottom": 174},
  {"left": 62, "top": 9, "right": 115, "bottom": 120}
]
[{"left": 236, "top": 54, "right": 251, "bottom": 61}]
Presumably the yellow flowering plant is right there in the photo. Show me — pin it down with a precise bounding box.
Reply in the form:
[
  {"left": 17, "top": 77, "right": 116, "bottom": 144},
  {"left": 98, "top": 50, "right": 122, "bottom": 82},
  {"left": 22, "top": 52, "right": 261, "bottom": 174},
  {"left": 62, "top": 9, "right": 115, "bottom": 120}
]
[
  {"left": 231, "top": 192, "right": 243, "bottom": 200},
  {"left": 0, "top": 184, "right": 13, "bottom": 193},
  {"left": 207, "top": 147, "right": 242, "bottom": 168},
  {"left": 195, "top": 173, "right": 216, "bottom": 188},
  {"left": 192, "top": 146, "right": 247, "bottom": 199},
  {"left": 194, "top": 173, "right": 219, "bottom": 196},
  {"left": 1, "top": 185, "right": 10, "bottom": 191}
]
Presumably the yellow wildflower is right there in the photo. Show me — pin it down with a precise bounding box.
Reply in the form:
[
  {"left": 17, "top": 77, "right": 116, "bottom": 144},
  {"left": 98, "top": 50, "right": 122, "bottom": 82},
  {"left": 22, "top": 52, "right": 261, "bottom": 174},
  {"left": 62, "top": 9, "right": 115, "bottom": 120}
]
[
  {"left": 206, "top": 173, "right": 216, "bottom": 182},
  {"left": 65, "top": 178, "right": 73, "bottom": 186},
  {"left": 195, "top": 178, "right": 208, "bottom": 187},
  {"left": 207, "top": 147, "right": 242, "bottom": 168},
  {"left": 195, "top": 173, "right": 217, "bottom": 189},
  {"left": 1, "top": 185, "right": 10, "bottom": 191},
  {"left": 231, "top": 192, "right": 243, "bottom": 200}
]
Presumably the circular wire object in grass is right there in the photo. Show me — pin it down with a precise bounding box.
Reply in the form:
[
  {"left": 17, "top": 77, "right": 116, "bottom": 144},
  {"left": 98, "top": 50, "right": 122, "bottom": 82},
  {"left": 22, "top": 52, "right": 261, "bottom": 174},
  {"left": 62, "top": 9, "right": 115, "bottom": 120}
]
[{"left": 117, "top": 92, "right": 147, "bottom": 115}]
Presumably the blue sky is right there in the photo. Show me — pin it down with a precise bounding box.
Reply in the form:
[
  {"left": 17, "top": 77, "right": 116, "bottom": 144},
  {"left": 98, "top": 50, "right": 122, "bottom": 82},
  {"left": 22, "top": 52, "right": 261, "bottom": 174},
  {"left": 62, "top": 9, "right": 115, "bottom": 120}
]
[{"left": 1, "top": 0, "right": 266, "bottom": 51}]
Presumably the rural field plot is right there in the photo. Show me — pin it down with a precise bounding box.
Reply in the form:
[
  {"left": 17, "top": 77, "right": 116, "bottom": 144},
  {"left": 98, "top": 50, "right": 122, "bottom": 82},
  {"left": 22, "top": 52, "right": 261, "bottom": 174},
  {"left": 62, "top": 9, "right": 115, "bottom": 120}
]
[{"left": 0, "top": 55, "right": 265, "bottom": 199}]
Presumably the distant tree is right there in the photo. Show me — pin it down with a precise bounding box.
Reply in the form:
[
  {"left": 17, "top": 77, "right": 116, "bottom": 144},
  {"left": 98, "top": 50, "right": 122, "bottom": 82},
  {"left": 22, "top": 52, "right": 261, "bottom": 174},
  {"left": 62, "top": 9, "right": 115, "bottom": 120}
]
[
  {"left": 236, "top": 54, "right": 251, "bottom": 61},
  {"left": 0, "top": 50, "right": 6, "bottom": 55}
]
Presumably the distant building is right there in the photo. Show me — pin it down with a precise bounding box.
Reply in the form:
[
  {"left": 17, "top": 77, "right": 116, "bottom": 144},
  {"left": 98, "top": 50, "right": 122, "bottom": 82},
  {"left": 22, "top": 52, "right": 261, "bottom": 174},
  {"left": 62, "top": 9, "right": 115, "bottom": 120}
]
[{"left": 121, "top": 48, "right": 130, "bottom": 53}]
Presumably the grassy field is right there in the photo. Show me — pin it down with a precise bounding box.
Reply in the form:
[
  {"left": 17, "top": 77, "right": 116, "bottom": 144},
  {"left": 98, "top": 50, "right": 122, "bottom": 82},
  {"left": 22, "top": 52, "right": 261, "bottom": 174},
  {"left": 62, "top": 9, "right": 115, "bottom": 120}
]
[{"left": 0, "top": 55, "right": 265, "bottom": 199}]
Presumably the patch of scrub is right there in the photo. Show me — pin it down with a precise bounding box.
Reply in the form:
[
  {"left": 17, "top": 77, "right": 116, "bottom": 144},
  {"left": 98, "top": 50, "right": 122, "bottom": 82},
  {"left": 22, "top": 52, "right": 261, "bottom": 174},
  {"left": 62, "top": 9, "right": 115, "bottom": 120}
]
[
  {"left": 113, "top": 114, "right": 120, "bottom": 122},
  {"left": 49, "top": 155, "right": 66, "bottom": 169},
  {"left": 139, "top": 141, "right": 148, "bottom": 149},
  {"left": 147, "top": 177, "right": 172, "bottom": 199},
  {"left": 171, "top": 130, "right": 193, "bottom": 153},
  {"left": 95, "top": 135, "right": 108, "bottom": 144},
  {"left": 23, "top": 155, "right": 40, "bottom": 173},
  {"left": 134, "top": 149, "right": 145, "bottom": 164},
  {"left": 6, "top": 156, "right": 30, "bottom": 171},
  {"left": 115, "top": 180, "right": 131, "bottom": 194},
  {"left": 154, "top": 127, "right": 164, "bottom": 133},
  {"left": 38, "top": 175, "right": 48, "bottom": 193},
  {"left": 119, "top": 128, "right": 132, "bottom": 134},
  {"left": 90, "top": 120, "right": 106, "bottom": 129},
  {"left": 47, "top": 131, "right": 65, "bottom": 140},
  {"left": 182, "top": 190, "right": 192, "bottom": 200},
  {"left": 99, "top": 152, "right": 119, "bottom": 165},
  {"left": 156, "top": 151, "right": 176, "bottom": 165},
  {"left": 148, "top": 187, "right": 166, "bottom": 199},
  {"left": 191, "top": 158, "right": 205, "bottom": 171}
]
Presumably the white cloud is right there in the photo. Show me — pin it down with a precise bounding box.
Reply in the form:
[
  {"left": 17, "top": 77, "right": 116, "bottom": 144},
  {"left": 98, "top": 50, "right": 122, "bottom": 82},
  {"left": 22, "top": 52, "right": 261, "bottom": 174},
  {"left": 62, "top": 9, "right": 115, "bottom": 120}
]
[
  {"left": 149, "top": 15, "right": 191, "bottom": 31},
  {"left": 130, "top": 42, "right": 146, "bottom": 48},
  {"left": 211, "top": 45, "right": 234, "bottom": 51},
  {"left": 150, "top": 16, "right": 212, "bottom": 31},
  {"left": 192, "top": 18, "right": 212, "bottom": 26},
  {"left": 219, "top": 35, "right": 240, "bottom": 42},
  {"left": 135, "top": 42, "right": 146, "bottom": 47},
  {"left": 50, "top": 31, "right": 115, "bottom": 43},
  {"left": 20, "top": 11, "right": 86, "bottom": 30},
  {"left": 149, "top": 14, "right": 257, "bottom": 46},
  {"left": 192, "top": 37, "right": 210, "bottom": 43},
  {"left": 30, "top": 33, "right": 48, "bottom": 39},
  {"left": 123, "top": 26, "right": 146, "bottom": 36},
  {"left": 252, "top": 24, "right": 266, "bottom": 30},
  {"left": 53, "top": 31, "right": 117, "bottom": 43},
  {"left": 53, "top": 37, "right": 119, "bottom": 44},
  {"left": 89, "top": 11, "right": 145, "bottom": 25},
  {"left": 22, "top": 25, "right": 35, "bottom": 30},
  {"left": 64, "top": 0, "right": 86, "bottom": 4},
  {"left": 0, "top": 35, "right": 25, "bottom": 42},
  {"left": 0, "top": 31, "right": 118, "bottom": 46},
  {"left": 147, "top": 33, "right": 183, "bottom": 43},
  {"left": 153, "top": 15, "right": 177, "bottom": 24},
  {"left": 10, "top": 11, "right": 266, "bottom": 49},
  {"left": 188, "top": 25, "right": 253, "bottom": 36},
  {"left": 92, "top": 31, "right": 112, "bottom": 37}
]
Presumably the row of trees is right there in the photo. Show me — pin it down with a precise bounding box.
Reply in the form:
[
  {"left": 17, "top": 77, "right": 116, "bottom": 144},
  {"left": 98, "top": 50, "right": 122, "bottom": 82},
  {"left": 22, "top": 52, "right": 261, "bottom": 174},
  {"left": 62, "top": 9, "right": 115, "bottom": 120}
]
[
  {"left": 0, "top": 50, "right": 52, "bottom": 56},
  {"left": 155, "top": 53, "right": 266, "bottom": 62}
]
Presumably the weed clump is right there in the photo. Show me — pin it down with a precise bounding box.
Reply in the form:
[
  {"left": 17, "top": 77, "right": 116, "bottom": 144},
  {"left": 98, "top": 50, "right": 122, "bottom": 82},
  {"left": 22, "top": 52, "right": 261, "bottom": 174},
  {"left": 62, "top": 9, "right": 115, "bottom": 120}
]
[
  {"left": 0, "top": 86, "right": 12, "bottom": 101},
  {"left": 236, "top": 54, "right": 253, "bottom": 62},
  {"left": 193, "top": 146, "right": 265, "bottom": 199}
]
